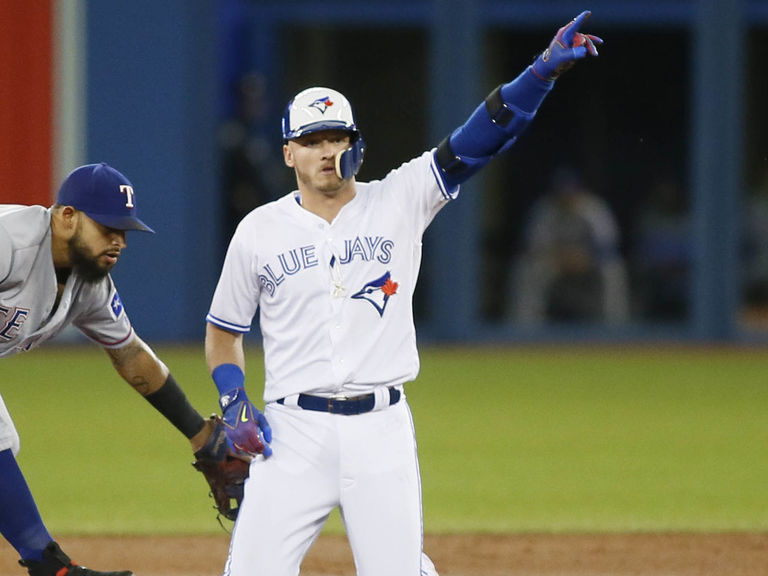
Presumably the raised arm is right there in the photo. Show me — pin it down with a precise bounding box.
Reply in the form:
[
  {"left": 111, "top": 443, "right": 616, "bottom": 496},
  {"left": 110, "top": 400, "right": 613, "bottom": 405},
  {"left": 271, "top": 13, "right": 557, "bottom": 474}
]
[{"left": 434, "top": 10, "right": 602, "bottom": 190}]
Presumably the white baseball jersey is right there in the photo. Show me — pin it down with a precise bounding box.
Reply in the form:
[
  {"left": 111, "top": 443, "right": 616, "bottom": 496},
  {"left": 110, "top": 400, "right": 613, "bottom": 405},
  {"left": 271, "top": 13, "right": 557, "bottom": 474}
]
[
  {"left": 0, "top": 205, "right": 134, "bottom": 452},
  {"left": 207, "top": 151, "right": 457, "bottom": 402},
  {"left": 210, "top": 150, "right": 450, "bottom": 576}
]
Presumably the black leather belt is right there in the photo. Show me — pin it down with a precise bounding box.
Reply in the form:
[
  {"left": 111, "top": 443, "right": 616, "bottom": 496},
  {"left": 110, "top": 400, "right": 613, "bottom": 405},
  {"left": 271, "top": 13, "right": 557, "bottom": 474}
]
[{"left": 276, "top": 387, "right": 401, "bottom": 415}]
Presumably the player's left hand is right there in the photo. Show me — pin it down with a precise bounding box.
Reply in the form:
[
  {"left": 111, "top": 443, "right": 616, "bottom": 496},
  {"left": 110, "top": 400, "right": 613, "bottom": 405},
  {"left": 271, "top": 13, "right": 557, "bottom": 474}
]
[
  {"left": 220, "top": 388, "right": 273, "bottom": 458},
  {"left": 532, "top": 10, "right": 603, "bottom": 81},
  {"left": 192, "top": 415, "right": 252, "bottom": 521}
]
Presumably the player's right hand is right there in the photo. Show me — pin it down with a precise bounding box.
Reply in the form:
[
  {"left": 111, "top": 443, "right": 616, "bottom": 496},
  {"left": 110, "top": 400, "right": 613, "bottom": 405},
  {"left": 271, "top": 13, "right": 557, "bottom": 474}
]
[
  {"left": 532, "top": 10, "right": 603, "bottom": 81},
  {"left": 220, "top": 387, "right": 273, "bottom": 458}
]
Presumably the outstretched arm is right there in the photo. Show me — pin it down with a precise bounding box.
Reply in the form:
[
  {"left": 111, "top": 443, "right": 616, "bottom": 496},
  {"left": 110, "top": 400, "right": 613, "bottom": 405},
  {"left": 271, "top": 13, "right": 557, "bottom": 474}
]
[
  {"left": 105, "top": 334, "right": 213, "bottom": 452},
  {"left": 434, "top": 10, "right": 602, "bottom": 190}
]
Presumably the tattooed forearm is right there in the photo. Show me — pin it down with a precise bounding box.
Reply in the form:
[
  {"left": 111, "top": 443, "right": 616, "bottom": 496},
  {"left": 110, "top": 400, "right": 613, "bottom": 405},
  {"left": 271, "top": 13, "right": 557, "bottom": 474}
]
[
  {"left": 126, "top": 376, "right": 152, "bottom": 395},
  {"left": 105, "top": 336, "right": 169, "bottom": 396}
]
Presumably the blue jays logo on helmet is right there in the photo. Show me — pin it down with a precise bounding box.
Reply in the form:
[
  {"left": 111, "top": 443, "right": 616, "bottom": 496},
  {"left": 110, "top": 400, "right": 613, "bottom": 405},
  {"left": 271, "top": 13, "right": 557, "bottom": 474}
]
[
  {"left": 282, "top": 87, "right": 359, "bottom": 141},
  {"left": 282, "top": 87, "right": 366, "bottom": 179},
  {"left": 309, "top": 96, "right": 334, "bottom": 115},
  {"left": 351, "top": 271, "right": 399, "bottom": 317}
]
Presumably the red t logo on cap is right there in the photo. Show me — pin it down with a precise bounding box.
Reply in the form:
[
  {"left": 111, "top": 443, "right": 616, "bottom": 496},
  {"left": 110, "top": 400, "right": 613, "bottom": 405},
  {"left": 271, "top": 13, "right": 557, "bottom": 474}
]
[{"left": 120, "top": 185, "right": 135, "bottom": 208}]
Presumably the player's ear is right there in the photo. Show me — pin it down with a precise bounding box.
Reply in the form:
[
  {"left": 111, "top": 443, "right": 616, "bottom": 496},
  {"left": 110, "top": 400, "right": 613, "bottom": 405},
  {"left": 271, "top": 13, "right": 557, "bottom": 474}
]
[
  {"left": 51, "top": 205, "right": 79, "bottom": 239},
  {"left": 283, "top": 143, "right": 295, "bottom": 168},
  {"left": 61, "top": 206, "right": 78, "bottom": 228}
]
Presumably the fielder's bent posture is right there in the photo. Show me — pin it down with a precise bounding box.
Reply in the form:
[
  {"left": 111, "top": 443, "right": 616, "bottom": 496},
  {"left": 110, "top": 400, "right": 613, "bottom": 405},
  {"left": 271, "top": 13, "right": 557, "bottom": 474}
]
[
  {"left": 205, "top": 11, "right": 602, "bottom": 575},
  {"left": 0, "top": 164, "right": 223, "bottom": 576}
]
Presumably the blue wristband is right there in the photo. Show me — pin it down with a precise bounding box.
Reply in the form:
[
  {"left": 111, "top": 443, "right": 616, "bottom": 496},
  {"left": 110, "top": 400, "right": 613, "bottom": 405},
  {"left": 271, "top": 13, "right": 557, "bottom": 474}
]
[{"left": 212, "top": 363, "right": 245, "bottom": 397}]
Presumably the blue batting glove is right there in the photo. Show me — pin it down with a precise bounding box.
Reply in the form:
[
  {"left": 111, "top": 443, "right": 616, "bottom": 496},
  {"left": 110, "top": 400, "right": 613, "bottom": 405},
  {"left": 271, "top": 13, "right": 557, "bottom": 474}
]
[
  {"left": 532, "top": 10, "right": 603, "bottom": 81},
  {"left": 220, "top": 388, "right": 273, "bottom": 458},
  {"left": 213, "top": 364, "right": 273, "bottom": 458}
]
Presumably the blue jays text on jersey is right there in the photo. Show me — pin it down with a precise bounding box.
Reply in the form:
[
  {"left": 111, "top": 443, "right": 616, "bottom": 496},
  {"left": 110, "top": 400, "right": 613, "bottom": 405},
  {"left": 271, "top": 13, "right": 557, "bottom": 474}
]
[
  {"left": 206, "top": 151, "right": 457, "bottom": 401},
  {"left": 258, "top": 235, "right": 394, "bottom": 297}
]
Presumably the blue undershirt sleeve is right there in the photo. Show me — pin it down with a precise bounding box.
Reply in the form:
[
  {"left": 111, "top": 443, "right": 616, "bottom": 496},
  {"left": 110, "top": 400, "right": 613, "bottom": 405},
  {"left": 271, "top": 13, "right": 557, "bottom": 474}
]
[{"left": 434, "top": 66, "right": 554, "bottom": 190}]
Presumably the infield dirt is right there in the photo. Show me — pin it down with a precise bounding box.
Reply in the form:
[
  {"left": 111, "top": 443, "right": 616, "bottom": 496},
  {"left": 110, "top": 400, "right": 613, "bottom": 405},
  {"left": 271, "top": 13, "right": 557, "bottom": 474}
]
[{"left": 1, "top": 533, "right": 767, "bottom": 575}]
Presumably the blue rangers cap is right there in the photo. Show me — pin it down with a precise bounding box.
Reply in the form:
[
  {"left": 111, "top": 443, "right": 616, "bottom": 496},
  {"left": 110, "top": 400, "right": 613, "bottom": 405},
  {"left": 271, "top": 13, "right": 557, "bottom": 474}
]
[{"left": 56, "top": 162, "right": 154, "bottom": 232}]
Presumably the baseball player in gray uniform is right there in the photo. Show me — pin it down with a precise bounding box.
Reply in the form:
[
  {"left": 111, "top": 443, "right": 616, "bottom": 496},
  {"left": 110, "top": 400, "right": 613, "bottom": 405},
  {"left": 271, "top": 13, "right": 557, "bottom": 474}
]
[
  {"left": 0, "top": 163, "right": 225, "bottom": 576},
  {"left": 205, "top": 11, "right": 601, "bottom": 575}
]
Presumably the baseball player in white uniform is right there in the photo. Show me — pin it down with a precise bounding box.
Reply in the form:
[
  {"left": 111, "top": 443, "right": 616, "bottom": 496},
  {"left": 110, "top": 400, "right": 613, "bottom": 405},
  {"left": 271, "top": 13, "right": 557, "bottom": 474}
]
[
  {"left": 0, "top": 163, "right": 226, "bottom": 576},
  {"left": 205, "top": 12, "right": 601, "bottom": 575}
]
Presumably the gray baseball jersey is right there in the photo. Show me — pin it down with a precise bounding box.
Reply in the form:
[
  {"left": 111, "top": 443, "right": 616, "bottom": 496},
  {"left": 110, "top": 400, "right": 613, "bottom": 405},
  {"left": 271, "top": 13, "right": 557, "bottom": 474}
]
[{"left": 0, "top": 205, "right": 134, "bottom": 357}]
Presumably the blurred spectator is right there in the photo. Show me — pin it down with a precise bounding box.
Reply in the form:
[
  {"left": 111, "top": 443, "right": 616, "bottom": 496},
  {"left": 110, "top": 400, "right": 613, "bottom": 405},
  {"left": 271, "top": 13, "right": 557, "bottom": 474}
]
[
  {"left": 218, "top": 72, "right": 289, "bottom": 249},
  {"left": 631, "top": 174, "right": 691, "bottom": 321},
  {"left": 509, "top": 167, "right": 629, "bottom": 324},
  {"left": 742, "top": 166, "right": 768, "bottom": 322}
]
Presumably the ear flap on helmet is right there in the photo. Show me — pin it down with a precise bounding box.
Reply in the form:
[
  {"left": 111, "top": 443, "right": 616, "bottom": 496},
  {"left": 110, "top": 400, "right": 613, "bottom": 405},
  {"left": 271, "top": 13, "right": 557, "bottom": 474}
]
[{"left": 335, "top": 136, "right": 365, "bottom": 180}]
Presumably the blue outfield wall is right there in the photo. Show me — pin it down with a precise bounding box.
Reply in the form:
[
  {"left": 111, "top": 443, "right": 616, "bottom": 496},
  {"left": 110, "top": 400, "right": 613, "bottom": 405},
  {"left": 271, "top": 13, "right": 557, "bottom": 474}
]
[
  {"left": 87, "top": 1, "right": 221, "bottom": 342},
  {"left": 84, "top": 0, "right": 765, "bottom": 343}
]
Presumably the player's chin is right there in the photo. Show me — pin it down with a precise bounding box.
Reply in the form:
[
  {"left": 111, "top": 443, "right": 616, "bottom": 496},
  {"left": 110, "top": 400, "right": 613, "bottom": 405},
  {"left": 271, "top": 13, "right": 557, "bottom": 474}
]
[
  {"left": 75, "top": 260, "right": 112, "bottom": 283},
  {"left": 315, "top": 173, "right": 345, "bottom": 192},
  {"left": 88, "top": 257, "right": 118, "bottom": 279}
]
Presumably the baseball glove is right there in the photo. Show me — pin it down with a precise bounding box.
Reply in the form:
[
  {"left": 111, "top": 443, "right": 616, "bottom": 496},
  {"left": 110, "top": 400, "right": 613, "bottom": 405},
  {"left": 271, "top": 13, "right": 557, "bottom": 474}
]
[{"left": 192, "top": 415, "right": 251, "bottom": 521}]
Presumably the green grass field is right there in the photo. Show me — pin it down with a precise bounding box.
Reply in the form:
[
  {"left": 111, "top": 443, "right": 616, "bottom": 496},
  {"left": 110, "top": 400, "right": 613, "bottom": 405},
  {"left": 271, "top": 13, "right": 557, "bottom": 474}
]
[{"left": 3, "top": 344, "right": 767, "bottom": 535}]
